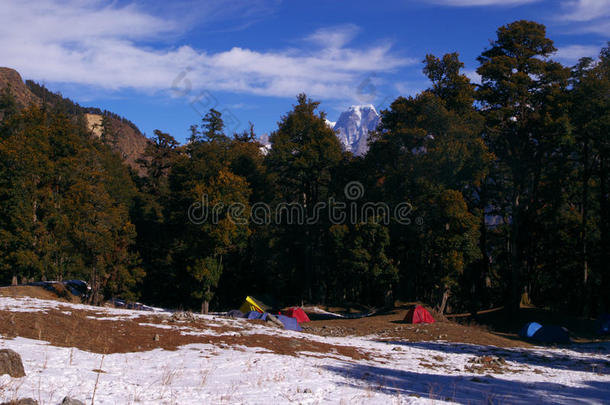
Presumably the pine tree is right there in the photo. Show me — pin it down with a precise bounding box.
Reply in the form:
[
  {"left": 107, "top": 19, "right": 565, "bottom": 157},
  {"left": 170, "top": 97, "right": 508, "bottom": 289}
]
[
  {"left": 265, "top": 94, "right": 343, "bottom": 302},
  {"left": 476, "top": 20, "right": 570, "bottom": 313},
  {"left": 201, "top": 108, "right": 228, "bottom": 143}
]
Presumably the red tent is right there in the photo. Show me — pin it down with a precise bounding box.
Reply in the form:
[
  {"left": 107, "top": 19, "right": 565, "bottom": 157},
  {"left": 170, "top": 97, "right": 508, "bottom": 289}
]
[
  {"left": 404, "top": 305, "right": 435, "bottom": 324},
  {"left": 282, "top": 307, "right": 311, "bottom": 323}
]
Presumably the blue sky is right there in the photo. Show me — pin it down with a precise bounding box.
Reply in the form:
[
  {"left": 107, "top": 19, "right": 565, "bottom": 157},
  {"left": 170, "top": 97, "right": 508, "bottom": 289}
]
[{"left": 1, "top": 0, "right": 608, "bottom": 143}]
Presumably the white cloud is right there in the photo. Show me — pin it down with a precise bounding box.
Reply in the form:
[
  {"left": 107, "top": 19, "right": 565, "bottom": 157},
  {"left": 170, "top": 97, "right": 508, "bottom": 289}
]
[
  {"left": 306, "top": 24, "right": 361, "bottom": 49},
  {"left": 424, "top": 0, "right": 540, "bottom": 6},
  {"left": 560, "top": 0, "right": 610, "bottom": 21},
  {"left": 464, "top": 69, "right": 482, "bottom": 84},
  {"left": 1, "top": 0, "right": 177, "bottom": 43},
  {"left": 0, "top": 0, "right": 414, "bottom": 100},
  {"left": 555, "top": 44, "right": 603, "bottom": 62},
  {"left": 395, "top": 81, "right": 427, "bottom": 97},
  {"left": 555, "top": 0, "right": 610, "bottom": 35}
]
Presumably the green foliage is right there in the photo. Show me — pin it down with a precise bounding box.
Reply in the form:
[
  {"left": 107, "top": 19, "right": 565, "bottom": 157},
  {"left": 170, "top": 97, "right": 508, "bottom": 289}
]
[
  {"left": 265, "top": 94, "right": 343, "bottom": 303},
  {"left": 162, "top": 113, "right": 253, "bottom": 310},
  {"left": 0, "top": 86, "right": 18, "bottom": 121},
  {"left": 0, "top": 105, "right": 142, "bottom": 300},
  {"left": 0, "top": 23, "right": 607, "bottom": 315},
  {"left": 476, "top": 20, "right": 572, "bottom": 312},
  {"left": 328, "top": 221, "right": 398, "bottom": 306}
]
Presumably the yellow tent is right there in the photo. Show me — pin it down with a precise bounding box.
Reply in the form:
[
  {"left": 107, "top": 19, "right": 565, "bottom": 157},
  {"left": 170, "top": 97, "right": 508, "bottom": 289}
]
[{"left": 239, "top": 296, "right": 270, "bottom": 314}]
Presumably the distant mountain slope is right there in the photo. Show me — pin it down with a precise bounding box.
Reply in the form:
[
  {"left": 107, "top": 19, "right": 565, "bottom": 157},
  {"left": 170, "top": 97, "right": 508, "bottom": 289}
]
[
  {"left": 0, "top": 67, "right": 40, "bottom": 107},
  {"left": 332, "top": 104, "right": 380, "bottom": 156},
  {"left": 0, "top": 67, "right": 148, "bottom": 175},
  {"left": 259, "top": 105, "right": 381, "bottom": 156},
  {"left": 24, "top": 79, "right": 149, "bottom": 174}
]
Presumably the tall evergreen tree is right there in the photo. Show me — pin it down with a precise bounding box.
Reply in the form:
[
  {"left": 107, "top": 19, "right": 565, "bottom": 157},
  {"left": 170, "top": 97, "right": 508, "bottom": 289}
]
[
  {"left": 265, "top": 94, "right": 343, "bottom": 302},
  {"left": 476, "top": 20, "right": 570, "bottom": 312},
  {"left": 0, "top": 105, "right": 142, "bottom": 299}
]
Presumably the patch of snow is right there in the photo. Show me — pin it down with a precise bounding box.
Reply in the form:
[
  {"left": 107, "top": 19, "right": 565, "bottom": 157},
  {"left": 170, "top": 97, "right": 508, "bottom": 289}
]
[
  {"left": 334, "top": 105, "right": 380, "bottom": 156},
  {"left": 1, "top": 296, "right": 609, "bottom": 404}
]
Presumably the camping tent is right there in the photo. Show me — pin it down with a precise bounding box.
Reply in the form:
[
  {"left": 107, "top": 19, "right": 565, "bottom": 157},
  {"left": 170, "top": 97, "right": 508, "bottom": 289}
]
[
  {"left": 282, "top": 307, "right": 310, "bottom": 323},
  {"left": 531, "top": 325, "right": 571, "bottom": 344},
  {"left": 275, "top": 314, "right": 302, "bottom": 331},
  {"left": 227, "top": 309, "right": 245, "bottom": 318},
  {"left": 239, "top": 296, "right": 270, "bottom": 314},
  {"left": 519, "top": 322, "right": 543, "bottom": 339},
  {"left": 404, "top": 305, "right": 435, "bottom": 324},
  {"left": 245, "top": 311, "right": 302, "bottom": 331}
]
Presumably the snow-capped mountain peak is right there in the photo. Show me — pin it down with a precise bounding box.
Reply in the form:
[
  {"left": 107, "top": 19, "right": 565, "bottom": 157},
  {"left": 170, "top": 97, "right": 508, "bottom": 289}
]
[
  {"left": 257, "top": 105, "right": 380, "bottom": 157},
  {"left": 324, "top": 119, "right": 336, "bottom": 128},
  {"left": 332, "top": 104, "right": 380, "bottom": 156}
]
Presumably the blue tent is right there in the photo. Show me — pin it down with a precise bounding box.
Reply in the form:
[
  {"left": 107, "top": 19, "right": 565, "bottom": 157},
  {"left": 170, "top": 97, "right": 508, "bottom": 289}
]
[
  {"left": 276, "top": 314, "right": 302, "bottom": 331},
  {"left": 246, "top": 311, "right": 268, "bottom": 320},
  {"left": 531, "top": 325, "right": 571, "bottom": 344},
  {"left": 245, "top": 311, "right": 302, "bottom": 331},
  {"left": 519, "top": 322, "right": 543, "bottom": 338}
]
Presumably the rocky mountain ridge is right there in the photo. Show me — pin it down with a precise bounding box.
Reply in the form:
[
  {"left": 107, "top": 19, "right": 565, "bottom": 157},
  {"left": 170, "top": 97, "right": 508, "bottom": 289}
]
[
  {"left": 332, "top": 104, "right": 380, "bottom": 156},
  {"left": 0, "top": 67, "right": 148, "bottom": 174}
]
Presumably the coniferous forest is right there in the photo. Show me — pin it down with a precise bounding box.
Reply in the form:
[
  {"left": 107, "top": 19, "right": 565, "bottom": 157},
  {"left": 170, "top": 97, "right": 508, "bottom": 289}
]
[{"left": 1, "top": 21, "right": 608, "bottom": 317}]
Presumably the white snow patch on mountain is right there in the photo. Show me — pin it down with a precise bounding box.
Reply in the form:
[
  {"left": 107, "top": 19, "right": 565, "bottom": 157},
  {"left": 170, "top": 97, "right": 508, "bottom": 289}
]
[
  {"left": 258, "top": 105, "right": 379, "bottom": 156},
  {"left": 333, "top": 104, "right": 380, "bottom": 156}
]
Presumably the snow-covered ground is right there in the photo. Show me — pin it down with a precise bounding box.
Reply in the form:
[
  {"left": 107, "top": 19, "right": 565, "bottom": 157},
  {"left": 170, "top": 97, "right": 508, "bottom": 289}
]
[{"left": 1, "top": 296, "right": 609, "bottom": 404}]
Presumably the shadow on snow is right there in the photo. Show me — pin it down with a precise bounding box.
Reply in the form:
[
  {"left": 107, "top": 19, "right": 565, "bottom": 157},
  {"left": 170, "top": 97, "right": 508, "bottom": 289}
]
[
  {"left": 321, "top": 361, "right": 610, "bottom": 404},
  {"left": 376, "top": 340, "right": 610, "bottom": 374}
]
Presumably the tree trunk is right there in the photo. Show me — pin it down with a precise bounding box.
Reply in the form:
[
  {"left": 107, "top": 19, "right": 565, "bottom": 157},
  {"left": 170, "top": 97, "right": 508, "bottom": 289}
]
[
  {"left": 88, "top": 266, "right": 101, "bottom": 306},
  {"left": 474, "top": 185, "right": 491, "bottom": 317},
  {"left": 510, "top": 190, "right": 522, "bottom": 315},
  {"left": 600, "top": 156, "right": 609, "bottom": 313},
  {"left": 581, "top": 137, "right": 591, "bottom": 315},
  {"left": 439, "top": 288, "right": 450, "bottom": 315},
  {"left": 201, "top": 286, "right": 210, "bottom": 314}
]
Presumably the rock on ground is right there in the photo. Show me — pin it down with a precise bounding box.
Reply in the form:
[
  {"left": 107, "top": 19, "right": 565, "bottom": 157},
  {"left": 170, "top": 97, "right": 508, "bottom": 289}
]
[
  {"left": 60, "top": 397, "right": 85, "bottom": 405},
  {"left": 0, "top": 399, "right": 38, "bottom": 405},
  {"left": 0, "top": 348, "right": 26, "bottom": 377}
]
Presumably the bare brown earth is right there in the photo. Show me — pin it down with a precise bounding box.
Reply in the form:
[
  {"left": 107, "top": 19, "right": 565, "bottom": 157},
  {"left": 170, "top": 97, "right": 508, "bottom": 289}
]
[
  {"left": 0, "top": 68, "right": 40, "bottom": 108},
  {"left": 0, "top": 285, "right": 80, "bottom": 303},
  {"left": 0, "top": 290, "right": 371, "bottom": 360},
  {"left": 0, "top": 286, "right": 527, "bottom": 359},
  {"left": 2, "top": 286, "right": 606, "bottom": 361},
  {"left": 301, "top": 309, "right": 531, "bottom": 348},
  {"left": 97, "top": 113, "right": 150, "bottom": 175}
]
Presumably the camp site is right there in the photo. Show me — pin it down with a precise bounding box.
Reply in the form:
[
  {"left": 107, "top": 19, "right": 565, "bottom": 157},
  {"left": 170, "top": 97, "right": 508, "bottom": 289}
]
[
  {"left": 1, "top": 1, "right": 610, "bottom": 404},
  {"left": 0, "top": 283, "right": 608, "bottom": 404}
]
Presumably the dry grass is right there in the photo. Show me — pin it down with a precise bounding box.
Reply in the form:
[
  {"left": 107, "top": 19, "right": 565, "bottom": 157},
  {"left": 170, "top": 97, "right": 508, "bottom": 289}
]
[
  {"left": 0, "top": 303, "right": 374, "bottom": 362},
  {"left": 0, "top": 285, "right": 81, "bottom": 303}
]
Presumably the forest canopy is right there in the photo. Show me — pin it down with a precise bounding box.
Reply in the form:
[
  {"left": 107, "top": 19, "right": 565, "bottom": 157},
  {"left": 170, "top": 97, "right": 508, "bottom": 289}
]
[{"left": 0, "top": 21, "right": 608, "bottom": 317}]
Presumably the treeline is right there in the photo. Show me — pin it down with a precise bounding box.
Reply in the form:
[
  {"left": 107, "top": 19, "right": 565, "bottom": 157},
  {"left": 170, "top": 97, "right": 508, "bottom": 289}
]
[
  {"left": 0, "top": 21, "right": 608, "bottom": 316},
  {"left": 0, "top": 92, "right": 142, "bottom": 303},
  {"left": 25, "top": 80, "right": 143, "bottom": 135}
]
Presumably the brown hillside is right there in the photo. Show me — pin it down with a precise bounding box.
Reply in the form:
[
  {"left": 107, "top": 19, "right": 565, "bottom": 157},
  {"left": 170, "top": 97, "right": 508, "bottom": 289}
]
[
  {"left": 0, "top": 67, "right": 148, "bottom": 174},
  {"left": 85, "top": 113, "right": 149, "bottom": 175},
  {"left": 107, "top": 115, "right": 149, "bottom": 175},
  {"left": 0, "top": 67, "right": 40, "bottom": 107}
]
